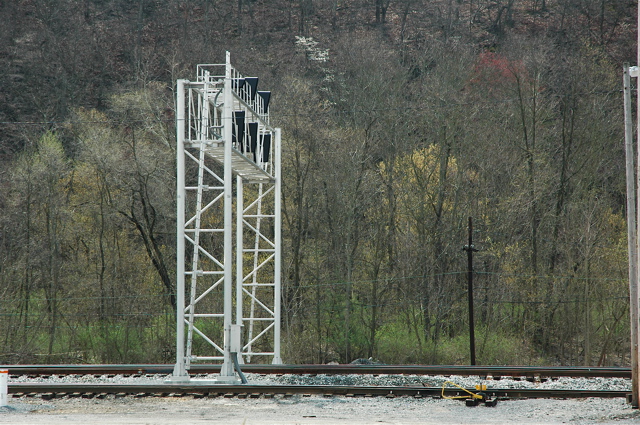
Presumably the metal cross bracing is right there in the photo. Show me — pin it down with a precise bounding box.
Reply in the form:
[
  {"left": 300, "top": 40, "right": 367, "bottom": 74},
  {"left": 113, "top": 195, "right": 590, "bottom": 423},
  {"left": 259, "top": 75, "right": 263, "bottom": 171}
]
[{"left": 173, "top": 52, "right": 282, "bottom": 381}]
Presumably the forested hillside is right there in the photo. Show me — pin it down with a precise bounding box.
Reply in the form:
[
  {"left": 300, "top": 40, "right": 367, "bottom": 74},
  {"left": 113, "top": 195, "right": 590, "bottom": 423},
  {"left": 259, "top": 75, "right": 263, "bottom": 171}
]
[{"left": 0, "top": 0, "right": 636, "bottom": 365}]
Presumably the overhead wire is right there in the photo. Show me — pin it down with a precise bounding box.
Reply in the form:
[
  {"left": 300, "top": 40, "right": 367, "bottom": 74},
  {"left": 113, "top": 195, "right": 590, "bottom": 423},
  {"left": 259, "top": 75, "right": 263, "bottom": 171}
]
[{"left": 0, "top": 87, "right": 626, "bottom": 127}]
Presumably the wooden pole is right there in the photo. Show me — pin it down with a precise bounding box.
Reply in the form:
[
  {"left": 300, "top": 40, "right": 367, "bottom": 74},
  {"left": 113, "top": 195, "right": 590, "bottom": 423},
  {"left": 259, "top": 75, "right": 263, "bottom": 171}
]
[{"left": 464, "top": 217, "right": 478, "bottom": 366}]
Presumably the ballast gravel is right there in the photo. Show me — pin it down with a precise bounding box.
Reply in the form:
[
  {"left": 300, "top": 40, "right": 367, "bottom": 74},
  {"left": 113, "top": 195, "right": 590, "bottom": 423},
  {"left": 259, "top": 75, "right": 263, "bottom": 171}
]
[
  {"left": 2, "top": 373, "right": 639, "bottom": 424},
  {"left": 8, "top": 372, "right": 635, "bottom": 391}
]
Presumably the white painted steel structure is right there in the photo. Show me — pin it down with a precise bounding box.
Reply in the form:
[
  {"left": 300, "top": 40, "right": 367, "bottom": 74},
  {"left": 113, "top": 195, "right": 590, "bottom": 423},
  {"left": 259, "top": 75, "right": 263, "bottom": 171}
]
[{"left": 173, "top": 52, "right": 282, "bottom": 381}]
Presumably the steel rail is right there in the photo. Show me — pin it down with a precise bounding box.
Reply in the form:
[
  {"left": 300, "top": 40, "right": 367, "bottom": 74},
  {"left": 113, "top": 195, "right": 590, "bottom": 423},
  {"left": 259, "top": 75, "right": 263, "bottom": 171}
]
[
  {"left": 7, "top": 382, "right": 629, "bottom": 400},
  {"left": 0, "top": 364, "right": 631, "bottom": 378}
]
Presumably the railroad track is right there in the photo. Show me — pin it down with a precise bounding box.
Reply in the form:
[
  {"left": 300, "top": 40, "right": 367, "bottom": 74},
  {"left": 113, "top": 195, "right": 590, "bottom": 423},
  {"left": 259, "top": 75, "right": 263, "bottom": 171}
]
[
  {"left": 7, "top": 382, "right": 628, "bottom": 401},
  {"left": 1, "top": 364, "right": 631, "bottom": 378},
  {"left": 2, "top": 364, "right": 632, "bottom": 402}
]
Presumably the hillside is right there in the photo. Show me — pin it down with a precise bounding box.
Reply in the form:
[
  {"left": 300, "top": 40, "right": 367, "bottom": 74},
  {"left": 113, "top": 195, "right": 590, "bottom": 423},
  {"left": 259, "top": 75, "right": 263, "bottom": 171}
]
[{"left": 0, "top": 0, "right": 637, "bottom": 365}]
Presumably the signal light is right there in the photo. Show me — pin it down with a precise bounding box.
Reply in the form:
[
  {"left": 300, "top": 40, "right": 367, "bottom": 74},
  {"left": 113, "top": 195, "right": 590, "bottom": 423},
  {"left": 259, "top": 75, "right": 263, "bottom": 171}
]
[
  {"left": 244, "top": 77, "right": 259, "bottom": 101},
  {"left": 258, "top": 91, "right": 271, "bottom": 114},
  {"left": 232, "top": 111, "right": 246, "bottom": 151},
  {"left": 261, "top": 133, "right": 271, "bottom": 163}
]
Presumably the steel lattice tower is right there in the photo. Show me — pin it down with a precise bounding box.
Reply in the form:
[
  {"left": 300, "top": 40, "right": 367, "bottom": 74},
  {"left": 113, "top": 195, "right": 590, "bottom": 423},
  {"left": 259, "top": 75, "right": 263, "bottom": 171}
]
[{"left": 172, "top": 52, "right": 282, "bottom": 381}]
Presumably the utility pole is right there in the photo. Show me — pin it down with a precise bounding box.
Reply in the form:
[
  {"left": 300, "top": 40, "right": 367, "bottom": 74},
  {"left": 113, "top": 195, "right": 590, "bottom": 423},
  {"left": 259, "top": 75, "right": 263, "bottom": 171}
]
[
  {"left": 624, "top": 62, "right": 640, "bottom": 407},
  {"left": 463, "top": 216, "right": 478, "bottom": 366},
  {"left": 635, "top": 0, "right": 640, "bottom": 404}
]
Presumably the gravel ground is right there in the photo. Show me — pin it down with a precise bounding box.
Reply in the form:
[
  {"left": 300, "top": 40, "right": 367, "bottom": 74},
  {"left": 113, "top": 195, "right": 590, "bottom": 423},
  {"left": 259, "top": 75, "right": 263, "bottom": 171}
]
[
  {"left": 0, "top": 394, "right": 638, "bottom": 424},
  {"left": 1, "top": 373, "right": 639, "bottom": 424},
  {"left": 9, "top": 372, "right": 635, "bottom": 391}
]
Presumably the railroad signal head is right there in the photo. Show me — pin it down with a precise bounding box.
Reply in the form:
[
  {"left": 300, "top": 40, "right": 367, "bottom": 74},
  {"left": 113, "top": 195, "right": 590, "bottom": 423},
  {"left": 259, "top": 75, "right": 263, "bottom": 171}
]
[
  {"left": 245, "top": 77, "right": 259, "bottom": 101},
  {"left": 258, "top": 91, "right": 271, "bottom": 114}
]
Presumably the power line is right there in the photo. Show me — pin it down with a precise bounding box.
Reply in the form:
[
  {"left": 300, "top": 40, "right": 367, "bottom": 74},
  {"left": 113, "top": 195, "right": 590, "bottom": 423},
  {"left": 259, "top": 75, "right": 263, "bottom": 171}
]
[
  {"left": 0, "top": 88, "right": 624, "bottom": 127},
  {"left": 287, "top": 270, "right": 624, "bottom": 290}
]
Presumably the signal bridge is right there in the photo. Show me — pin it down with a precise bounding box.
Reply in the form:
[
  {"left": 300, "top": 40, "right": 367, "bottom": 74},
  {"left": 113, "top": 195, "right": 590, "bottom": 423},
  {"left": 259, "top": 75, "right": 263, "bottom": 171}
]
[{"left": 173, "top": 52, "right": 282, "bottom": 382}]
